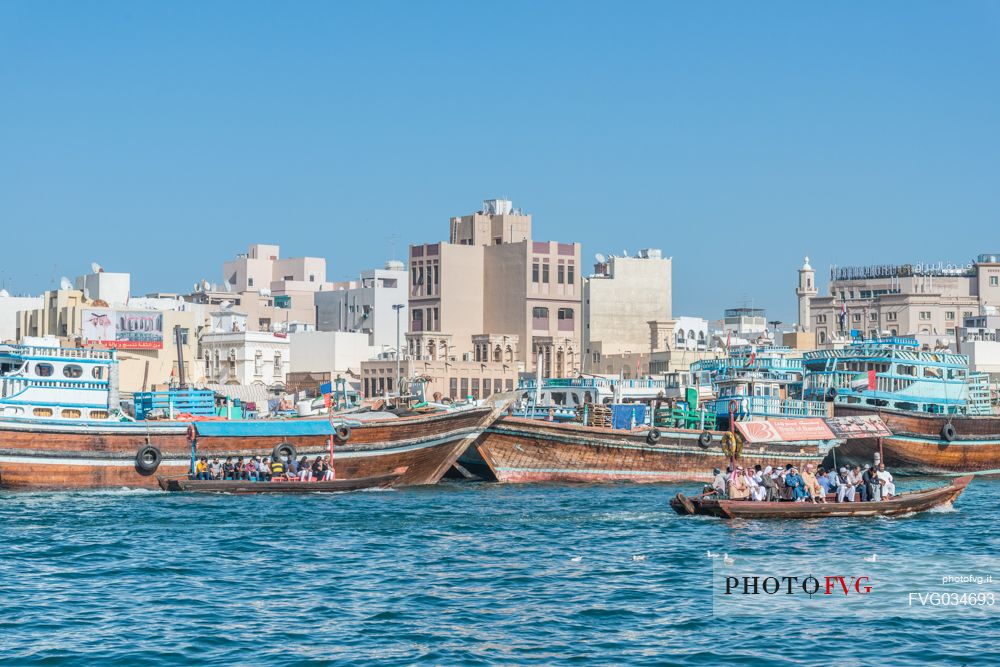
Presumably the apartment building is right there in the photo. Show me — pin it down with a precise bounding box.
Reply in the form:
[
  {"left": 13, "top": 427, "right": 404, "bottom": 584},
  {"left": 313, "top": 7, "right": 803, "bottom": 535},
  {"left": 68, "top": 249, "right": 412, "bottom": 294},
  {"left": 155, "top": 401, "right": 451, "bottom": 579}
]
[{"left": 315, "top": 260, "right": 407, "bottom": 351}]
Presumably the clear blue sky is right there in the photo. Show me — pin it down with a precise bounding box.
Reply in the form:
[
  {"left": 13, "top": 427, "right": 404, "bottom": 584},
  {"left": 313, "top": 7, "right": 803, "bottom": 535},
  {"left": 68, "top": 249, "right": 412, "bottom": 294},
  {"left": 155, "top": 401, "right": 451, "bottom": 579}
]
[{"left": 2, "top": 1, "right": 999, "bottom": 323}]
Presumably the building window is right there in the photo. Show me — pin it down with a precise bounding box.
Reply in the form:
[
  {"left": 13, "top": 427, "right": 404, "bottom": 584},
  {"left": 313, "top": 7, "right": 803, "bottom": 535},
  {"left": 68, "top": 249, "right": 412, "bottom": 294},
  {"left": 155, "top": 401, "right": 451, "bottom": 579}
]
[
  {"left": 919, "top": 311, "right": 931, "bottom": 320},
  {"left": 449, "top": 377, "right": 458, "bottom": 399},
  {"left": 248, "top": 277, "right": 254, "bottom": 287},
  {"left": 557, "top": 264, "right": 565, "bottom": 284},
  {"left": 887, "top": 312, "right": 897, "bottom": 321},
  {"left": 532, "top": 307, "right": 549, "bottom": 319},
  {"left": 816, "top": 314, "right": 826, "bottom": 324},
  {"left": 460, "top": 378, "right": 468, "bottom": 398},
  {"left": 946, "top": 311, "right": 955, "bottom": 320},
  {"left": 869, "top": 313, "right": 877, "bottom": 321},
  {"left": 991, "top": 276, "right": 999, "bottom": 286},
  {"left": 818, "top": 330, "right": 827, "bottom": 344},
  {"left": 964, "top": 311, "right": 973, "bottom": 318},
  {"left": 567, "top": 263, "right": 575, "bottom": 285},
  {"left": 532, "top": 262, "right": 539, "bottom": 283},
  {"left": 542, "top": 263, "right": 550, "bottom": 284},
  {"left": 557, "top": 308, "right": 574, "bottom": 320},
  {"left": 852, "top": 313, "right": 861, "bottom": 322}
]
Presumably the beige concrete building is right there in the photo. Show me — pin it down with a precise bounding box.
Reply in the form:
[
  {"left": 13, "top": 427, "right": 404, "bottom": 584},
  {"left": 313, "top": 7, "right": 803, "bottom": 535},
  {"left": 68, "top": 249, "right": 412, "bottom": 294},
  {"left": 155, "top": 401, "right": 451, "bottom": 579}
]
[
  {"left": 583, "top": 249, "right": 672, "bottom": 372},
  {"left": 406, "top": 198, "right": 582, "bottom": 377},
  {"left": 806, "top": 254, "right": 1000, "bottom": 345}
]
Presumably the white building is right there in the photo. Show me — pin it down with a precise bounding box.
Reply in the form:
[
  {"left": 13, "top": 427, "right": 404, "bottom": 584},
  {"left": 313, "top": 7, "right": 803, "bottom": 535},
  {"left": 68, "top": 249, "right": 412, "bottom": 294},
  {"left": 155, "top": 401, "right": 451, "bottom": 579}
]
[
  {"left": 315, "top": 260, "right": 408, "bottom": 351},
  {"left": 0, "top": 291, "right": 42, "bottom": 342},
  {"left": 289, "top": 331, "right": 376, "bottom": 377},
  {"left": 76, "top": 271, "right": 131, "bottom": 306},
  {"left": 199, "top": 311, "right": 290, "bottom": 387},
  {"left": 672, "top": 316, "right": 710, "bottom": 351}
]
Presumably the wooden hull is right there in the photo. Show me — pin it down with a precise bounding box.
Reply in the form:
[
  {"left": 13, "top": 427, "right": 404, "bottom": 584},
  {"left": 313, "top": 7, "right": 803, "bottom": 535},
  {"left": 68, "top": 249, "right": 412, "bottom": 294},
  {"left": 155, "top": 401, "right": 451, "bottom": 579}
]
[
  {"left": 0, "top": 406, "right": 495, "bottom": 490},
  {"left": 670, "top": 475, "right": 971, "bottom": 519},
  {"left": 834, "top": 405, "right": 1000, "bottom": 475},
  {"left": 157, "top": 472, "right": 401, "bottom": 493},
  {"left": 474, "top": 416, "right": 838, "bottom": 484}
]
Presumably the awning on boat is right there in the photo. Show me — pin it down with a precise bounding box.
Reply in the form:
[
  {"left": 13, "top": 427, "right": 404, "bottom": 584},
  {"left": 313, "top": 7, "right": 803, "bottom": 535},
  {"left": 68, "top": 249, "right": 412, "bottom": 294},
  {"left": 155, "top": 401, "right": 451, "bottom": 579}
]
[{"left": 193, "top": 420, "right": 336, "bottom": 438}]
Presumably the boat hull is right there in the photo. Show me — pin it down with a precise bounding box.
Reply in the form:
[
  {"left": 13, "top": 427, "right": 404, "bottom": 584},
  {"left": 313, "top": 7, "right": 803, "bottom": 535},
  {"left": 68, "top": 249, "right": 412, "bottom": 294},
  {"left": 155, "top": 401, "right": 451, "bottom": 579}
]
[
  {"left": 157, "top": 471, "right": 401, "bottom": 493},
  {"left": 670, "top": 475, "right": 971, "bottom": 519},
  {"left": 834, "top": 405, "right": 1000, "bottom": 475},
  {"left": 0, "top": 407, "right": 494, "bottom": 490},
  {"left": 474, "top": 416, "right": 838, "bottom": 484}
]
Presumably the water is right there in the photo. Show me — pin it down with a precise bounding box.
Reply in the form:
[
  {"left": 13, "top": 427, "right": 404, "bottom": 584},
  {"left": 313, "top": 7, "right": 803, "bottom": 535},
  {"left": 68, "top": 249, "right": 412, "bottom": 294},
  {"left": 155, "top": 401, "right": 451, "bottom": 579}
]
[{"left": 2, "top": 479, "right": 999, "bottom": 665}]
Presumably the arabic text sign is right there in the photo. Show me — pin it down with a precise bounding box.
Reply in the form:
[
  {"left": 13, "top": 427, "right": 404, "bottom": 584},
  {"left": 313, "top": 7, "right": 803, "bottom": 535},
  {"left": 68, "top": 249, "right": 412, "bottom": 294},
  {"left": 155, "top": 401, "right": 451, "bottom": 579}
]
[{"left": 82, "top": 309, "right": 164, "bottom": 350}]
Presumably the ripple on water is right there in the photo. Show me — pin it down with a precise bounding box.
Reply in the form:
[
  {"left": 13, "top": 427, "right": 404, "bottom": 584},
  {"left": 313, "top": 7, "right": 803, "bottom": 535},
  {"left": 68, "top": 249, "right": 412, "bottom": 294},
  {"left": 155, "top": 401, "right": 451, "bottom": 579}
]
[{"left": 1, "top": 479, "right": 998, "bottom": 665}]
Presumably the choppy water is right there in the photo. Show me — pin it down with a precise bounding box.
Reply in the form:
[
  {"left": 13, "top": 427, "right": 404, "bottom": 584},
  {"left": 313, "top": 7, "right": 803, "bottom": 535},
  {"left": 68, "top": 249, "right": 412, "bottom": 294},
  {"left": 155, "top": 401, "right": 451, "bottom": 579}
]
[{"left": 2, "top": 478, "right": 999, "bottom": 666}]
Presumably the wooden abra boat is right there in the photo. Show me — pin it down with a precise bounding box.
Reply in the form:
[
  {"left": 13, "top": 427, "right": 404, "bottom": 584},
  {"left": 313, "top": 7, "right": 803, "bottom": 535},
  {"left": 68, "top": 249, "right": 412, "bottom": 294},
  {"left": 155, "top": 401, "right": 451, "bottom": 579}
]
[
  {"left": 473, "top": 415, "right": 840, "bottom": 484},
  {"left": 157, "top": 469, "right": 403, "bottom": 493},
  {"left": 670, "top": 475, "right": 972, "bottom": 519},
  {"left": 834, "top": 405, "right": 1000, "bottom": 475}
]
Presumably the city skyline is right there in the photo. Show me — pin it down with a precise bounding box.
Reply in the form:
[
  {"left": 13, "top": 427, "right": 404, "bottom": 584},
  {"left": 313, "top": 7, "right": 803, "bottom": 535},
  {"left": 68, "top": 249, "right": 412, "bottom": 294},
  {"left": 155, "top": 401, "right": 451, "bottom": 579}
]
[{"left": 3, "top": 2, "right": 999, "bottom": 323}]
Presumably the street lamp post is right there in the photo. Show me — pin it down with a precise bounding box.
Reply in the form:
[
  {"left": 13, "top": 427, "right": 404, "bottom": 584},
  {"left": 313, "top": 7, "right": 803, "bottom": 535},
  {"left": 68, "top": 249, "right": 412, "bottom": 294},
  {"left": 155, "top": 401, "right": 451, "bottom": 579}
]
[{"left": 392, "top": 304, "right": 405, "bottom": 397}]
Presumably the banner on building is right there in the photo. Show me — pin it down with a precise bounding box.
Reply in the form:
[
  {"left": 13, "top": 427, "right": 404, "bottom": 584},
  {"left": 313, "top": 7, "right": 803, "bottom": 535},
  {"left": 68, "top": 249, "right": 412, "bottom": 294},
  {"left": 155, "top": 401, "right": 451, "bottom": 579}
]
[{"left": 82, "top": 309, "right": 164, "bottom": 349}]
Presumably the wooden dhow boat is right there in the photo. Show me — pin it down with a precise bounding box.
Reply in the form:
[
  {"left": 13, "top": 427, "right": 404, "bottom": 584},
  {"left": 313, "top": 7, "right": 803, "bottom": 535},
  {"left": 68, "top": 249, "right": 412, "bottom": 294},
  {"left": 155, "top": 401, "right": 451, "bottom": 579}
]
[
  {"left": 157, "top": 469, "right": 404, "bottom": 493},
  {"left": 473, "top": 415, "right": 842, "bottom": 484},
  {"left": 669, "top": 475, "right": 972, "bottom": 519},
  {"left": 0, "top": 340, "right": 518, "bottom": 490}
]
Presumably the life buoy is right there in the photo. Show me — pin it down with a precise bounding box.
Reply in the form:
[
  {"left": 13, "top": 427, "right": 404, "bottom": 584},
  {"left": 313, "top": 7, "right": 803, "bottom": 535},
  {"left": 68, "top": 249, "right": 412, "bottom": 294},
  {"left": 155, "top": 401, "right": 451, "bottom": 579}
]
[
  {"left": 698, "top": 430, "right": 713, "bottom": 448},
  {"left": 272, "top": 441, "right": 297, "bottom": 462},
  {"left": 728, "top": 399, "right": 739, "bottom": 414},
  {"left": 186, "top": 423, "right": 197, "bottom": 442},
  {"left": 721, "top": 431, "right": 743, "bottom": 460},
  {"left": 135, "top": 445, "right": 163, "bottom": 475},
  {"left": 335, "top": 424, "right": 352, "bottom": 442},
  {"left": 940, "top": 423, "right": 956, "bottom": 443},
  {"left": 646, "top": 428, "right": 661, "bottom": 445}
]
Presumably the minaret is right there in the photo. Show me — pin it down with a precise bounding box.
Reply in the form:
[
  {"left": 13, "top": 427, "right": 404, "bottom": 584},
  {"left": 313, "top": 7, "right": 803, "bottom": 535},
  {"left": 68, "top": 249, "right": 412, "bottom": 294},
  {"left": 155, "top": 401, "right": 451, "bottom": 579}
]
[{"left": 796, "top": 256, "right": 817, "bottom": 331}]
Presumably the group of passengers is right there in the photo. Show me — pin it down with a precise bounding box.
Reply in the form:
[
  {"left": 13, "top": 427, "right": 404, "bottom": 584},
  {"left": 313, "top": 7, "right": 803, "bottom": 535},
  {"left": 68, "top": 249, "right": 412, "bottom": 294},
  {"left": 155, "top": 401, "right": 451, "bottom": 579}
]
[
  {"left": 710, "top": 462, "right": 896, "bottom": 503},
  {"left": 192, "top": 454, "right": 335, "bottom": 482}
]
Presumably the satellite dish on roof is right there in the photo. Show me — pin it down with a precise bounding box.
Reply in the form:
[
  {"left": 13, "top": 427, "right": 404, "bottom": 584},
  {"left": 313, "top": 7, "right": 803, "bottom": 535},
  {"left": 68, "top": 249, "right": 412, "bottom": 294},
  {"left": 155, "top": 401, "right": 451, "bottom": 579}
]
[
  {"left": 595, "top": 253, "right": 606, "bottom": 264},
  {"left": 622, "top": 249, "right": 628, "bottom": 257},
  {"left": 222, "top": 281, "right": 232, "bottom": 293},
  {"left": 260, "top": 287, "right": 272, "bottom": 296},
  {"left": 60, "top": 276, "right": 72, "bottom": 290},
  {"left": 202, "top": 279, "right": 211, "bottom": 290},
  {"left": 0, "top": 289, "right": 9, "bottom": 298},
  {"left": 91, "top": 262, "right": 103, "bottom": 274},
  {"left": 220, "top": 300, "right": 233, "bottom": 310}
]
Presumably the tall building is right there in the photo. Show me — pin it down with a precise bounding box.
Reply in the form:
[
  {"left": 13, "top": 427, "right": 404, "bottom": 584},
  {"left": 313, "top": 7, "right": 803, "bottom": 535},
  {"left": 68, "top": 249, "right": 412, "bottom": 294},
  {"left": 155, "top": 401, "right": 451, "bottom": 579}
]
[
  {"left": 796, "top": 256, "right": 817, "bottom": 331},
  {"left": 583, "top": 248, "right": 672, "bottom": 371},
  {"left": 809, "top": 254, "right": 1000, "bottom": 344},
  {"left": 315, "top": 260, "right": 408, "bottom": 351},
  {"left": 360, "top": 198, "right": 581, "bottom": 399}
]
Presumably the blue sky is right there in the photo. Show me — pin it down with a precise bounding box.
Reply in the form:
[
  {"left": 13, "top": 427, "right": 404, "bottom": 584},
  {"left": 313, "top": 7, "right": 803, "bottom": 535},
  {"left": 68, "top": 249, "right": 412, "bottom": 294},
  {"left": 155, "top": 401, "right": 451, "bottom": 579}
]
[{"left": 2, "top": 1, "right": 999, "bottom": 323}]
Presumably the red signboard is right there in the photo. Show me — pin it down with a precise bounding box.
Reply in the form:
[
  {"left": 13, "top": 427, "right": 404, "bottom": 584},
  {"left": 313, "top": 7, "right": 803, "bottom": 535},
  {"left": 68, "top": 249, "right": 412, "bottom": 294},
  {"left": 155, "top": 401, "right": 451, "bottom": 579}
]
[{"left": 735, "top": 418, "right": 835, "bottom": 443}]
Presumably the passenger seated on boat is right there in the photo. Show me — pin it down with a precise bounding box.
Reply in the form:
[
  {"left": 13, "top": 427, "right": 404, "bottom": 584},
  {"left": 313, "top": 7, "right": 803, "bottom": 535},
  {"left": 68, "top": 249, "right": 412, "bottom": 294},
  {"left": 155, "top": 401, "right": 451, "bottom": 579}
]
[
  {"left": 209, "top": 458, "right": 222, "bottom": 480},
  {"left": 192, "top": 457, "right": 207, "bottom": 480},
  {"left": 817, "top": 466, "right": 832, "bottom": 496},
  {"left": 773, "top": 467, "right": 788, "bottom": 500},
  {"left": 233, "top": 457, "right": 246, "bottom": 480},
  {"left": 298, "top": 456, "right": 313, "bottom": 482},
  {"left": 311, "top": 456, "right": 324, "bottom": 481},
  {"left": 258, "top": 457, "right": 271, "bottom": 482},
  {"left": 711, "top": 468, "right": 728, "bottom": 498},
  {"left": 745, "top": 468, "right": 765, "bottom": 501},
  {"left": 270, "top": 456, "right": 286, "bottom": 479},
  {"left": 826, "top": 468, "right": 840, "bottom": 496},
  {"left": 244, "top": 457, "right": 257, "bottom": 481},
  {"left": 876, "top": 464, "right": 896, "bottom": 499},
  {"left": 801, "top": 464, "right": 826, "bottom": 504},
  {"left": 862, "top": 464, "right": 879, "bottom": 502},
  {"left": 286, "top": 456, "right": 299, "bottom": 479},
  {"left": 321, "top": 456, "right": 335, "bottom": 481},
  {"left": 835, "top": 467, "right": 856, "bottom": 502},
  {"left": 848, "top": 466, "right": 866, "bottom": 501},
  {"left": 222, "top": 457, "right": 235, "bottom": 481},
  {"left": 759, "top": 466, "right": 777, "bottom": 501},
  {"left": 728, "top": 467, "right": 750, "bottom": 500},
  {"left": 784, "top": 467, "right": 809, "bottom": 502}
]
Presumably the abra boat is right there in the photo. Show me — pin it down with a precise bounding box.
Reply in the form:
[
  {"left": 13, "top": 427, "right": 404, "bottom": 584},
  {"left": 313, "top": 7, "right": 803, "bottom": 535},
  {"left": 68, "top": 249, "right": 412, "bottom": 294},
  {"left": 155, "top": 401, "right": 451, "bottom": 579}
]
[
  {"left": 803, "top": 337, "right": 1000, "bottom": 474},
  {"left": 669, "top": 475, "right": 971, "bottom": 519},
  {"left": 0, "top": 340, "right": 514, "bottom": 490},
  {"left": 157, "top": 469, "right": 404, "bottom": 493}
]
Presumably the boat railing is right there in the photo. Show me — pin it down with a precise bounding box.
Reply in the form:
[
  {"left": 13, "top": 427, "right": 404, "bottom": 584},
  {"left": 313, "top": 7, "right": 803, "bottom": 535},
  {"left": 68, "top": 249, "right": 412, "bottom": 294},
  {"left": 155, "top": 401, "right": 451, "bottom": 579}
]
[
  {"left": 707, "top": 395, "right": 828, "bottom": 418},
  {"left": 2, "top": 377, "right": 110, "bottom": 397}
]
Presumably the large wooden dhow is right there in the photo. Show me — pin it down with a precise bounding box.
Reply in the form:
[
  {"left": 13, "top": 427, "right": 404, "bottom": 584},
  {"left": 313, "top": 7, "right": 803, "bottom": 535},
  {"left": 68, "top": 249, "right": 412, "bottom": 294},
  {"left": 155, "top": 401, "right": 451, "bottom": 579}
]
[
  {"left": 473, "top": 415, "right": 841, "bottom": 484},
  {"left": 0, "top": 404, "right": 507, "bottom": 490},
  {"left": 833, "top": 405, "right": 1000, "bottom": 475}
]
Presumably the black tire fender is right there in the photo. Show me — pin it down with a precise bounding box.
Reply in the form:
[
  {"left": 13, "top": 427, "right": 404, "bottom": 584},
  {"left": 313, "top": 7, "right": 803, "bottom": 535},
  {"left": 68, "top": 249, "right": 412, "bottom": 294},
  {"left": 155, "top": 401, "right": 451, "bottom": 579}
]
[
  {"left": 135, "top": 445, "right": 163, "bottom": 475},
  {"left": 335, "top": 424, "right": 352, "bottom": 442},
  {"left": 941, "top": 423, "right": 956, "bottom": 443},
  {"left": 698, "top": 430, "right": 713, "bottom": 448},
  {"left": 272, "top": 441, "right": 297, "bottom": 462},
  {"left": 646, "top": 428, "right": 661, "bottom": 445}
]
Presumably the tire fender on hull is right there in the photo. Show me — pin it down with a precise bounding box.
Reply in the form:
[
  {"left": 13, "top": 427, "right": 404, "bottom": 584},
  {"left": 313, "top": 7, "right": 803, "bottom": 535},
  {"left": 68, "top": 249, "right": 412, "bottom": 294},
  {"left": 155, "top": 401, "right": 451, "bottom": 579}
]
[{"left": 135, "top": 445, "right": 163, "bottom": 475}]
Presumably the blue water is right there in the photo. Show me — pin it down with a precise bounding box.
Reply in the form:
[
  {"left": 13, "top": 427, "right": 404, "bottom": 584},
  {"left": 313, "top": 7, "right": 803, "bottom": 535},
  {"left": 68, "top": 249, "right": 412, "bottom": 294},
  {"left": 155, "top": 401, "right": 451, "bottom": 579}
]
[{"left": 2, "top": 479, "right": 999, "bottom": 666}]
